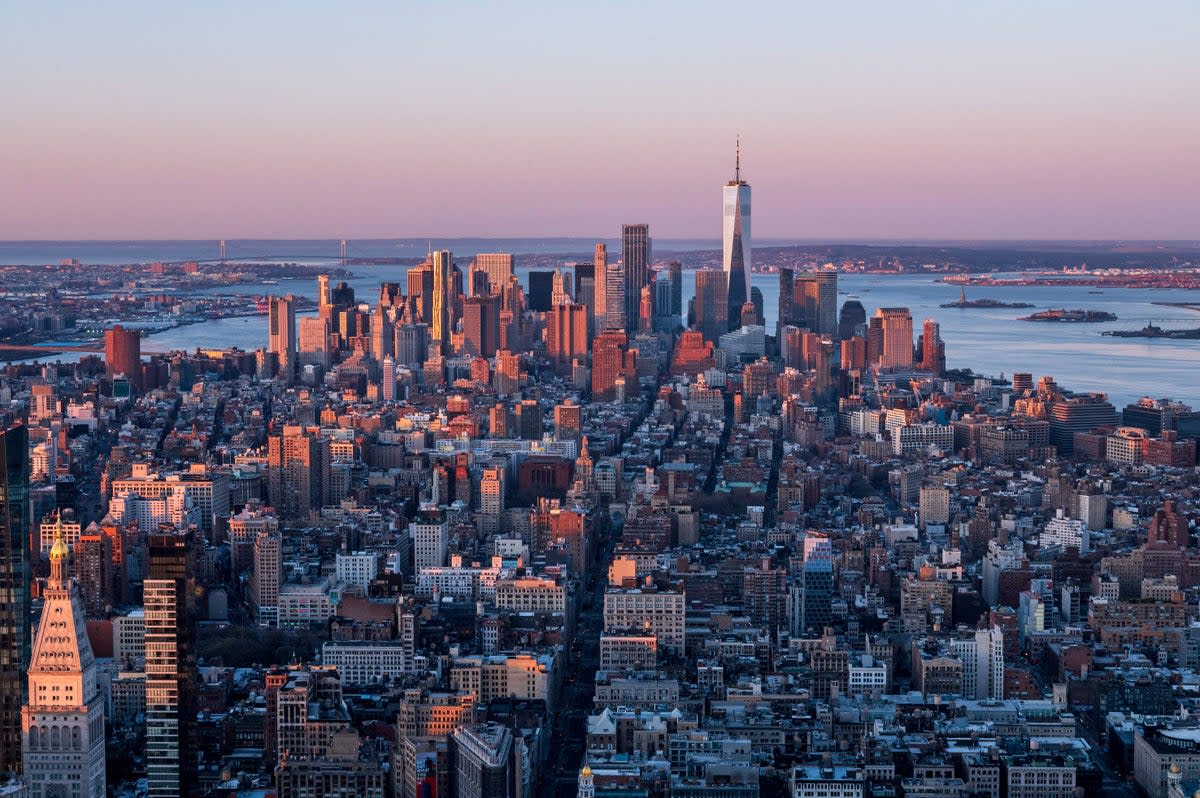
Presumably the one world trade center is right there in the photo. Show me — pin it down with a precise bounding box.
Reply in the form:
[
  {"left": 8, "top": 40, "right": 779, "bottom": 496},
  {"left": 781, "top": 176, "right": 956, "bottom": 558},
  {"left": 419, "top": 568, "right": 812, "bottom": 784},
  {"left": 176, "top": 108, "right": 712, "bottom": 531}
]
[{"left": 723, "top": 141, "right": 751, "bottom": 330}]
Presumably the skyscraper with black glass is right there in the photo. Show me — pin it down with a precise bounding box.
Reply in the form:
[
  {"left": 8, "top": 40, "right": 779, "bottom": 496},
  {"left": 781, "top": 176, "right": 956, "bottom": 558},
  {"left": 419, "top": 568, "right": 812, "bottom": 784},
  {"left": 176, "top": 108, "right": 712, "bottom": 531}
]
[
  {"left": 0, "top": 424, "right": 29, "bottom": 776},
  {"left": 621, "top": 224, "right": 651, "bottom": 332}
]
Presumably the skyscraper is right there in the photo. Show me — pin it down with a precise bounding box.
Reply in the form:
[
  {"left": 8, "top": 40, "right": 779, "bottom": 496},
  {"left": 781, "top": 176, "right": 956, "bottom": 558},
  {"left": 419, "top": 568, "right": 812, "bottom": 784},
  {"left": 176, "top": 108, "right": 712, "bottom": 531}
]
[
  {"left": 875, "top": 307, "right": 914, "bottom": 369},
  {"left": 267, "top": 426, "right": 329, "bottom": 523},
  {"left": 297, "top": 316, "right": 331, "bottom": 370},
  {"left": 591, "top": 330, "right": 637, "bottom": 402},
  {"left": 0, "top": 424, "right": 29, "bottom": 776},
  {"left": 381, "top": 355, "right": 397, "bottom": 403},
  {"left": 472, "top": 254, "right": 514, "bottom": 297},
  {"left": 722, "top": 143, "right": 751, "bottom": 330},
  {"left": 838, "top": 300, "right": 867, "bottom": 341},
  {"left": 797, "top": 534, "right": 833, "bottom": 634},
  {"left": 317, "top": 274, "right": 331, "bottom": 311},
  {"left": 371, "top": 304, "right": 394, "bottom": 361},
  {"left": 547, "top": 303, "right": 589, "bottom": 371},
  {"left": 145, "top": 531, "right": 197, "bottom": 798},
  {"left": 431, "top": 250, "right": 454, "bottom": 356},
  {"left": 920, "top": 318, "right": 946, "bottom": 375},
  {"left": 551, "top": 268, "right": 573, "bottom": 306},
  {"left": 592, "top": 243, "right": 609, "bottom": 332},
  {"left": 622, "top": 224, "right": 651, "bottom": 332},
  {"left": 693, "top": 270, "right": 728, "bottom": 345},
  {"left": 268, "top": 296, "right": 297, "bottom": 383},
  {"left": 104, "top": 324, "right": 141, "bottom": 391},
  {"left": 22, "top": 524, "right": 106, "bottom": 798},
  {"left": 462, "top": 295, "right": 501, "bottom": 359},
  {"left": 574, "top": 261, "right": 595, "bottom": 331},
  {"left": 793, "top": 272, "right": 838, "bottom": 337},
  {"left": 527, "top": 271, "right": 555, "bottom": 312},
  {"left": 668, "top": 260, "right": 683, "bottom": 316},
  {"left": 407, "top": 263, "right": 434, "bottom": 324},
  {"left": 604, "top": 260, "right": 625, "bottom": 332},
  {"left": 778, "top": 269, "right": 795, "bottom": 331}
]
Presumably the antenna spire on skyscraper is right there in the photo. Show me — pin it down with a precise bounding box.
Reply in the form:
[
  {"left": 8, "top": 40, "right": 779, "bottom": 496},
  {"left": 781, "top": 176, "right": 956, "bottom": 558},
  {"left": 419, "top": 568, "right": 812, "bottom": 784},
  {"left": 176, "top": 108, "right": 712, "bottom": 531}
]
[{"left": 735, "top": 136, "right": 741, "bottom": 182}]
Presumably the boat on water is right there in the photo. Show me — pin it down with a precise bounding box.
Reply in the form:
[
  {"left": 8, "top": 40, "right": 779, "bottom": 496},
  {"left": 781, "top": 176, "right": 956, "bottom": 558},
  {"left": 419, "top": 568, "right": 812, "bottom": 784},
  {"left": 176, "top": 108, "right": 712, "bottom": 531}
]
[{"left": 1104, "top": 325, "right": 1200, "bottom": 339}]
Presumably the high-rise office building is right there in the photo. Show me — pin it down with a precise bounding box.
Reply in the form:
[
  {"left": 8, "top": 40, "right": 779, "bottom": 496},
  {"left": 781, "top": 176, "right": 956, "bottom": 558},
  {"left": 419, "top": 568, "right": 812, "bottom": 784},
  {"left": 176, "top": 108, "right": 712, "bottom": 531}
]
[
  {"left": 462, "top": 296, "right": 501, "bottom": 359},
  {"left": 371, "top": 304, "right": 394, "bottom": 362},
  {"left": 793, "top": 272, "right": 838, "bottom": 337},
  {"left": 778, "top": 269, "right": 795, "bottom": 331},
  {"left": 1048, "top": 395, "right": 1118, "bottom": 456},
  {"left": 574, "top": 262, "right": 595, "bottom": 331},
  {"left": 268, "top": 296, "right": 297, "bottom": 383},
  {"left": 330, "top": 280, "right": 355, "bottom": 309},
  {"left": 0, "top": 425, "right": 29, "bottom": 776},
  {"left": 668, "top": 260, "right": 683, "bottom": 316},
  {"left": 723, "top": 145, "right": 751, "bottom": 330},
  {"left": 22, "top": 525, "right": 106, "bottom": 798},
  {"left": 551, "top": 269, "right": 573, "bottom": 306},
  {"left": 653, "top": 275, "right": 676, "bottom": 332},
  {"left": 547, "top": 303, "right": 589, "bottom": 370},
  {"left": 838, "top": 300, "right": 867, "bottom": 341},
  {"left": 394, "top": 322, "right": 429, "bottom": 369},
  {"left": 297, "top": 316, "right": 331, "bottom": 371},
  {"left": 317, "top": 274, "right": 331, "bottom": 311},
  {"left": 378, "top": 281, "right": 403, "bottom": 309},
  {"left": 407, "top": 263, "right": 434, "bottom": 324},
  {"left": 527, "top": 271, "right": 555, "bottom": 313},
  {"left": 473, "top": 254, "right": 514, "bottom": 297},
  {"left": 875, "top": 307, "right": 914, "bottom": 369},
  {"left": 622, "top": 224, "right": 651, "bottom": 332},
  {"left": 145, "top": 531, "right": 197, "bottom": 798},
  {"left": 431, "top": 250, "right": 454, "bottom": 356},
  {"left": 693, "top": 270, "right": 728, "bottom": 345},
  {"left": 105, "top": 325, "right": 141, "bottom": 390}
]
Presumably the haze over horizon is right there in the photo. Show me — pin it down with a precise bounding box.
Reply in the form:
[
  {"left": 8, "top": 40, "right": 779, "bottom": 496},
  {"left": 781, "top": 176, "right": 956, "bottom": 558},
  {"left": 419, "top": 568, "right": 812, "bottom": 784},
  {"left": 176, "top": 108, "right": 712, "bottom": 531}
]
[{"left": 3, "top": 1, "right": 1198, "bottom": 241}]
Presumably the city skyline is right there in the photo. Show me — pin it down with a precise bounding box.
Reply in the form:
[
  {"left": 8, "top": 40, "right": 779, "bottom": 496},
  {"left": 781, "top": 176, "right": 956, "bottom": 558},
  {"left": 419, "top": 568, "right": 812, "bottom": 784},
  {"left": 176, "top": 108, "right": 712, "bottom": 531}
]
[
  {"left": 2, "top": 3, "right": 1197, "bottom": 240},
  {"left": 5, "top": 5, "right": 1200, "bottom": 797}
]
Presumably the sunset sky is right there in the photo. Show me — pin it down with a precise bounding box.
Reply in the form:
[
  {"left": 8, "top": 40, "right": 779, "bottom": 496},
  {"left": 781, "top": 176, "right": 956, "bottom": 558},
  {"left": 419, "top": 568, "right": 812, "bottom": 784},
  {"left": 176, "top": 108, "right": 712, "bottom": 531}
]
[{"left": 2, "top": 1, "right": 1197, "bottom": 240}]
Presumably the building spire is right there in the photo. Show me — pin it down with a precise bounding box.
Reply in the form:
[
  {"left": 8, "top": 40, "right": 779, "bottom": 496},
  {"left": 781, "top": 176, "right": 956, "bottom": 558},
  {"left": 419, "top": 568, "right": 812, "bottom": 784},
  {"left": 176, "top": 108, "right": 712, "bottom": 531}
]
[
  {"left": 735, "top": 136, "right": 741, "bottom": 182},
  {"left": 49, "top": 511, "right": 69, "bottom": 588}
]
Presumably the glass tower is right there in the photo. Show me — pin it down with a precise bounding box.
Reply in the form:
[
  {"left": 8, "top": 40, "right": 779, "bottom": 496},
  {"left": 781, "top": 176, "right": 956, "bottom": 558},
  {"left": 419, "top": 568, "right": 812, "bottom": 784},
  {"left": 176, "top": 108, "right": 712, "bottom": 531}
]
[
  {"left": 0, "top": 424, "right": 29, "bottom": 776},
  {"left": 723, "top": 142, "right": 751, "bottom": 330}
]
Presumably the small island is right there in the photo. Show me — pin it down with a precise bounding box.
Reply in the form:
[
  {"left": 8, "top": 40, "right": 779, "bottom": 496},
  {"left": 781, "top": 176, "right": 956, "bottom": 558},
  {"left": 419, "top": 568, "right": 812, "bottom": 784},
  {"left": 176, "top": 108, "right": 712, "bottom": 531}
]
[
  {"left": 940, "top": 289, "right": 1034, "bottom": 309},
  {"left": 1019, "top": 308, "right": 1118, "bottom": 322}
]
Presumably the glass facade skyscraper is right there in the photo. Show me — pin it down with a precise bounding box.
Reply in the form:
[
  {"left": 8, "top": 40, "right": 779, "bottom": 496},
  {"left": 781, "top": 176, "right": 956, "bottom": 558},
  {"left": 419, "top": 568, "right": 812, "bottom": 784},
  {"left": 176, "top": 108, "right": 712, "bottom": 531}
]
[
  {"left": 621, "top": 224, "right": 650, "bottom": 332},
  {"left": 723, "top": 145, "right": 751, "bottom": 330},
  {"left": 0, "top": 424, "right": 29, "bottom": 776}
]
